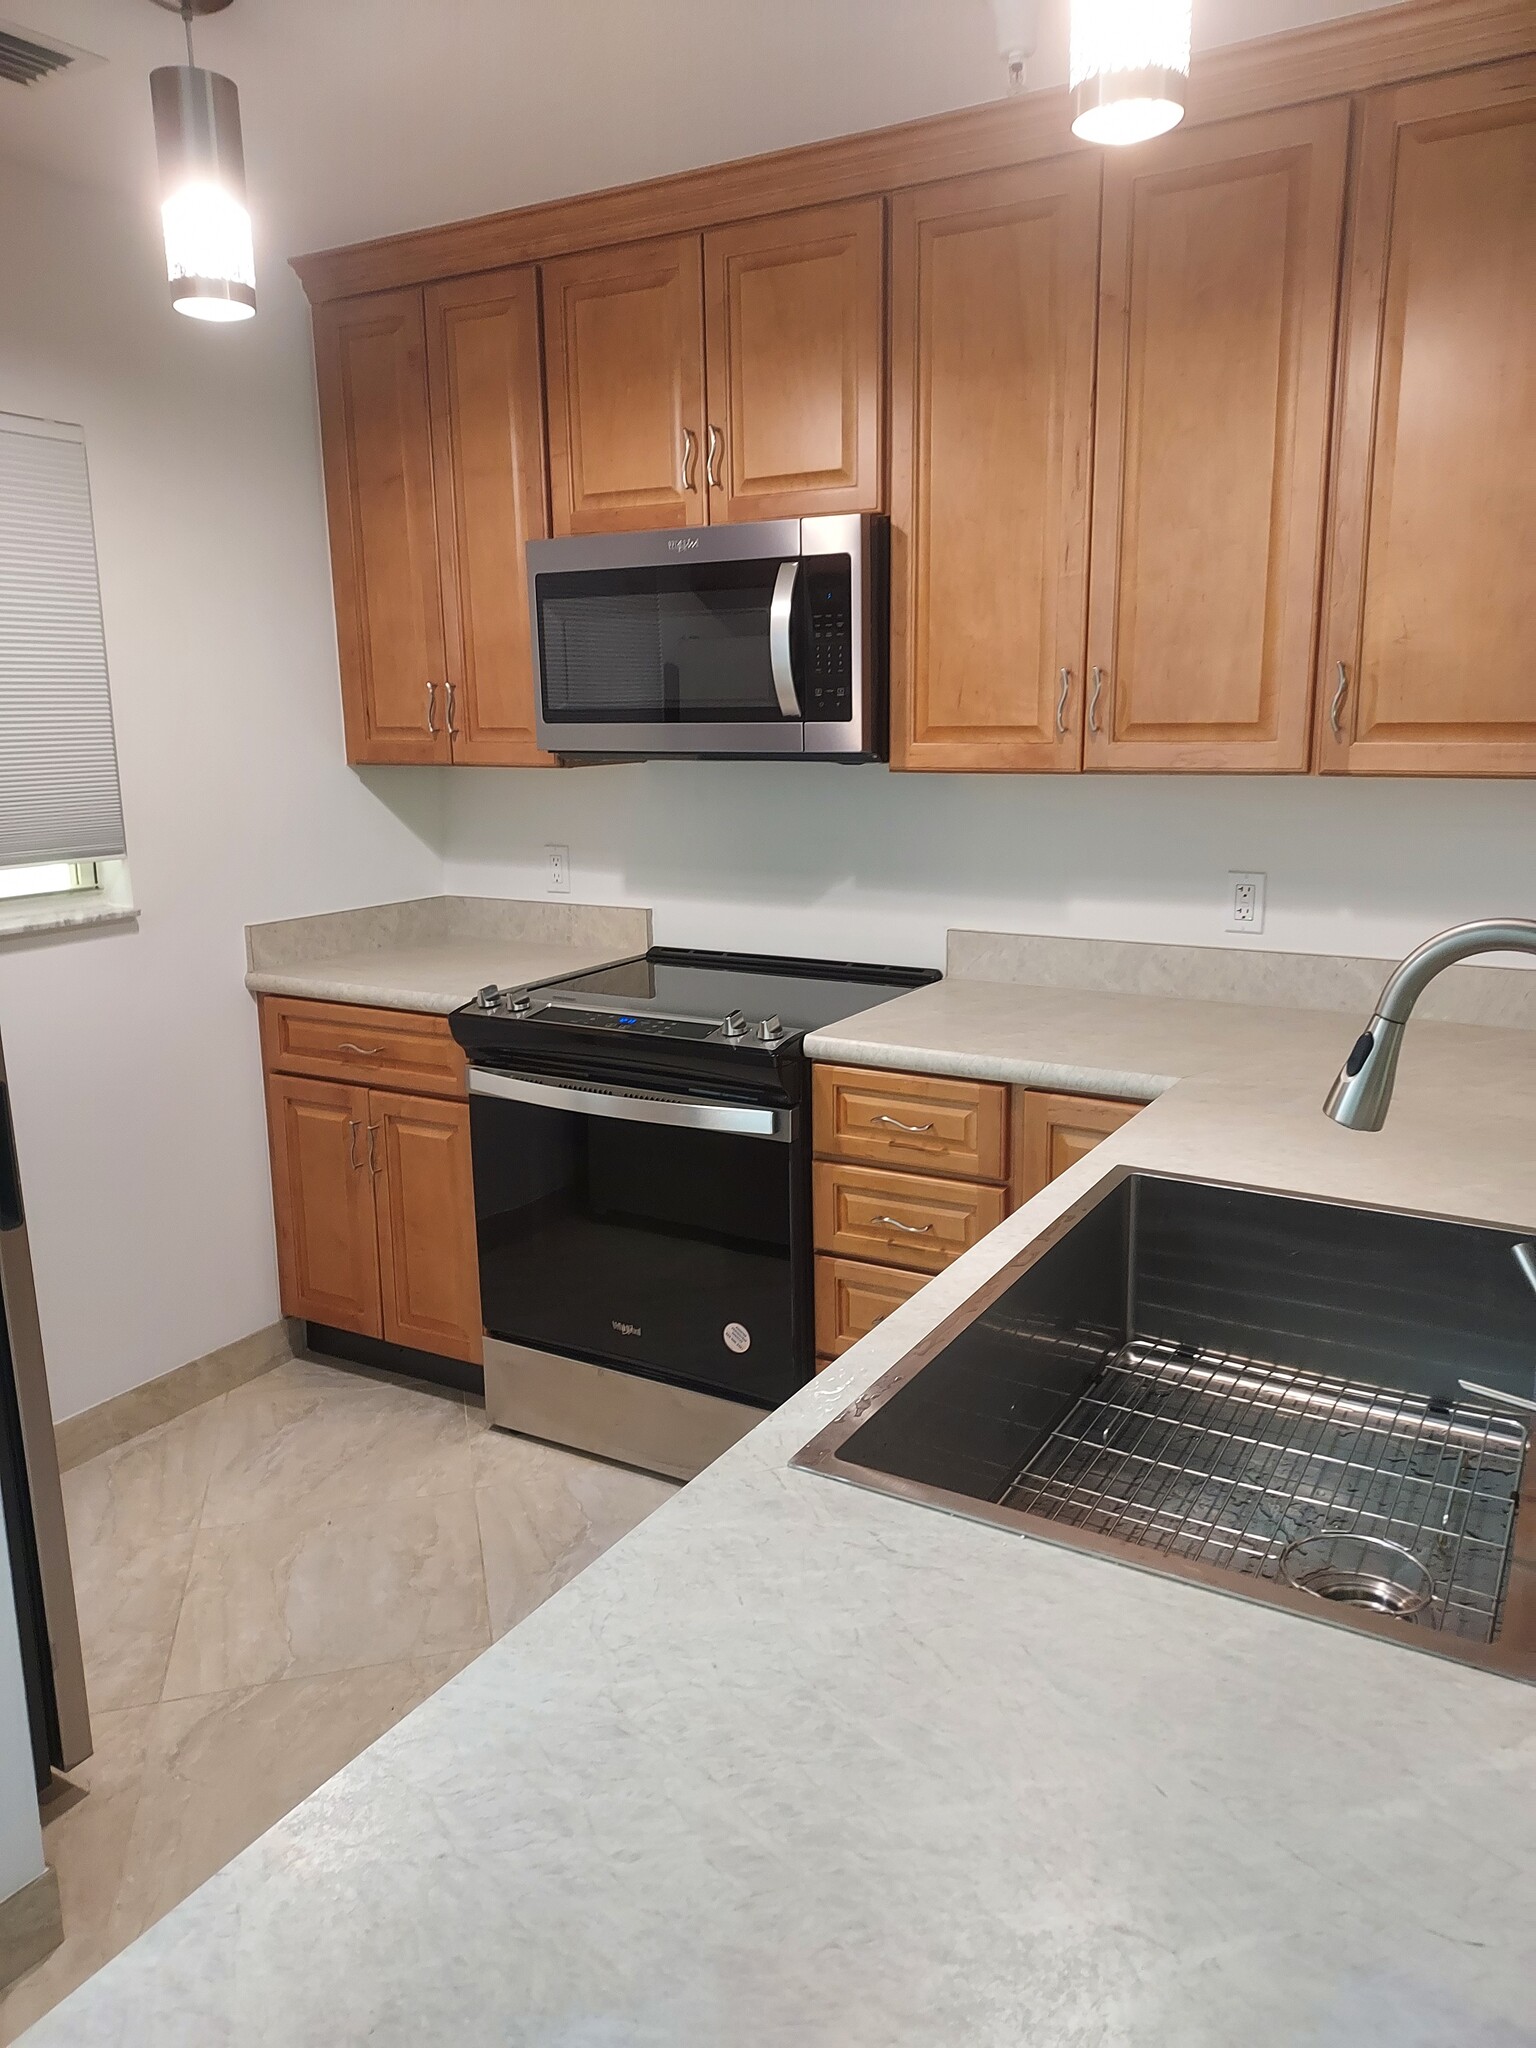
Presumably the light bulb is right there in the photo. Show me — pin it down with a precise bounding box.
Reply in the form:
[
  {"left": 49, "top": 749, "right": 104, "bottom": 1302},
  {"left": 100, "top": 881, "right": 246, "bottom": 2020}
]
[{"left": 1070, "top": 0, "right": 1192, "bottom": 147}]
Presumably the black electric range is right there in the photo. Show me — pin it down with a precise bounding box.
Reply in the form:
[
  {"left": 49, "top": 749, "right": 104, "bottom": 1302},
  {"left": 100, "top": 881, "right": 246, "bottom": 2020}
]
[{"left": 449, "top": 949, "right": 939, "bottom": 1480}]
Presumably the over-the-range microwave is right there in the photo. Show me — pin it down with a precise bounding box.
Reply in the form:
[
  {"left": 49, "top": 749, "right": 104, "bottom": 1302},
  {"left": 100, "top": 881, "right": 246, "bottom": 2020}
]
[{"left": 527, "top": 513, "right": 888, "bottom": 761}]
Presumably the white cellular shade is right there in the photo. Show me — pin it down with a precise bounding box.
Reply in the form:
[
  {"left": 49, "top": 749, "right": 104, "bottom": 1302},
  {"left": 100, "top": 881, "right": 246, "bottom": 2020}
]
[{"left": 0, "top": 415, "right": 126, "bottom": 866}]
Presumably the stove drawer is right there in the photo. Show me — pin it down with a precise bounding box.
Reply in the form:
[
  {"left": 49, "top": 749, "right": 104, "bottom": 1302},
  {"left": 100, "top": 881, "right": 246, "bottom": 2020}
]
[
  {"left": 813, "top": 1161, "right": 1007, "bottom": 1275},
  {"left": 813, "top": 1063, "right": 1009, "bottom": 1182},
  {"left": 259, "top": 996, "right": 467, "bottom": 1099}
]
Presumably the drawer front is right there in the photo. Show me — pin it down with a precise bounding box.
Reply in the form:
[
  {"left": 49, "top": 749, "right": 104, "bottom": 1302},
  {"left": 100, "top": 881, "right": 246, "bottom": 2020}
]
[
  {"left": 813, "top": 1161, "right": 1007, "bottom": 1275},
  {"left": 813, "top": 1063, "right": 1009, "bottom": 1181},
  {"left": 259, "top": 996, "right": 467, "bottom": 1099},
  {"left": 815, "top": 1255, "right": 929, "bottom": 1360}
]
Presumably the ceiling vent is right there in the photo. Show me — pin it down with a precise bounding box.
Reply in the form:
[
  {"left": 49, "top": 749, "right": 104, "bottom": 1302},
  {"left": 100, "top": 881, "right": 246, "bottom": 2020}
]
[{"left": 0, "top": 20, "right": 103, "bottom": 87}]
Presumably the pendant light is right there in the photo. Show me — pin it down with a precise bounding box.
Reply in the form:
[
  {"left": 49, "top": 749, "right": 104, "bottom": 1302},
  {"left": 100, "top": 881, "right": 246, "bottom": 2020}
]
[
  {"left": 147, "top": 0, "right": 256, "bottom": 322},
  {"left": 1070, "top": 0, "right": 1192, "bottom": 147}
]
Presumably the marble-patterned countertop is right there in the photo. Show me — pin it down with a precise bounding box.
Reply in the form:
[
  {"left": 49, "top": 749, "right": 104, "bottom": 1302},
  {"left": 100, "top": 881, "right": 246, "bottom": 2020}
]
[
  {"left": 243, "top": 895, "right": 651, "bottom": 1014},
  {"left": 27, "top": 976, "right": 1536, "bottom": 2045}
]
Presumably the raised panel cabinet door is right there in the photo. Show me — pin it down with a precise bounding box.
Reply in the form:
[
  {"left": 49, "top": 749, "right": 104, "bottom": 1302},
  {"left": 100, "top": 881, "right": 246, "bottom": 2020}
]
[
  {"left": 542, "top": 236, "right": 706, "bottom": 535},
  {"left": 1085, "top": 101, "right": 1349, "bottom": 773},
  {"left": 703, "top": 199, "right": 884, "bottom": 521},
  {"left": 1013, "top": 1090, "right": 1142, "bottom": 1204},
  {"left": 890, "top": 158, "right": 1100, "bottom": 772},
  {"left": 1318, "top": 58, "right": 1536, "bottom": 776},
  {"left": 370, "top": 1090, "right": 483, "bottom": 1365},
  {"left": 312, "top": 290, "right": 450, "bottom": 764},
  {"left": 265, "top": 1074, "right": 381, "bottom": 1336},
  {"left": 425, "top": 269, "right": 554, "bottom": 768}
]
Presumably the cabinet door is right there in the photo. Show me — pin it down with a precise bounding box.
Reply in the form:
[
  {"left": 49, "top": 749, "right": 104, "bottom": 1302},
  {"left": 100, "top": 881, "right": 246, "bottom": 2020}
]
[
  {"left": 703, "top": 200, "right": 883, "bottom": 522},
  {"left": 265, "top": 1074, "right": 380, "bottom": 1336},
  {"left": 1013, "top": 1091, "right": 1141, "bottom": 1205},
  {"left": 425, "top": 269, "right": 554, "bottom": 767},
  {"left": 1085, "top": 102, "right": 1349, "bottom": 773},
  {"left": 1319, "top": 58, "right": 1536, "bottom": 776},
  {"left": 370, "top": 1090, "right": 483, "bottom": 1365},
  {"left": 313, "top": 290, "right": 449, "bottom": 764},
  {"left": 542, "top": 236, "right": 706, "bottom": 535},
  {"left": 890, "top": 158, "right": 1100, "bottom": 772}
]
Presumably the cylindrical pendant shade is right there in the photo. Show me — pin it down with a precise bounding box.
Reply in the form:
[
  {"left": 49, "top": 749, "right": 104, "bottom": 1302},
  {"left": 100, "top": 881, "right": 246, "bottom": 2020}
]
[
  {"left": 1070, "top": 0, "right": 1192, "bottom": 147},
  {"left": 150, "top": 64, "right": 256, "bottom": 320}
]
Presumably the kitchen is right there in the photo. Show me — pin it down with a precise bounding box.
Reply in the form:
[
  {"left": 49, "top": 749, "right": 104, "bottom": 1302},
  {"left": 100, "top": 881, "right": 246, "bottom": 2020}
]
[{"left": 0, "top": 0, "right": 1533, "bottom": 2040}]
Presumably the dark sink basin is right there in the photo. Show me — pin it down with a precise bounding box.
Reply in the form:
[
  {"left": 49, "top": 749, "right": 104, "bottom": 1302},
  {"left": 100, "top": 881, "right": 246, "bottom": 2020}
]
[{"left": 794, "top": 1171, "right": 1536, "bottom": 1681}]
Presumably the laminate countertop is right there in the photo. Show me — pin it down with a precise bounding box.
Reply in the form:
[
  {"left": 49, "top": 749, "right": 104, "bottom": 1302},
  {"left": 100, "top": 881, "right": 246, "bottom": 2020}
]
[{"left": 26, "top": 978, "right": 1536, "bottom": 2046}]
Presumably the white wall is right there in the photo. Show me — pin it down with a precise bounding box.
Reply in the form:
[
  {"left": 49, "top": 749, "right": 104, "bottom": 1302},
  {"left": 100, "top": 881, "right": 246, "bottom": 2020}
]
[
  {"left": 443, "top": 765, "right": 1536, "bottom": 973},
  {"left": 0, "top": 1541, "right": 45, "bottom": 1907},
  {"left": 0, "top": 161, "right": 442, "bottom": 1421}
]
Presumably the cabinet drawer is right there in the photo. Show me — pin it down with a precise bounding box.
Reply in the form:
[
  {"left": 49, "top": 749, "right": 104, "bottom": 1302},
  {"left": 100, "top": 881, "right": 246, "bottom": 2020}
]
[
  {"left": 813, "top": 1063, "right": 1009, "bottom": 1181},
  {"left": 815, "top": 1255, "right": 929, "bottom": 1360},
  {"left": 813, "top": 1161, "right": 1007, "bottom": 1275},
  {"left": 259, "top": 996, "right": 466, "bottom": 1098}
]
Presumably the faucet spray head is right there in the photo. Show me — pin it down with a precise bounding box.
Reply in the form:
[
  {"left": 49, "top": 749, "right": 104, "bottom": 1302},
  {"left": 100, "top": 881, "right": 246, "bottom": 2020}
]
[{"left": 1323, "top": 1014, "right": 1406, "bottom": 1132}]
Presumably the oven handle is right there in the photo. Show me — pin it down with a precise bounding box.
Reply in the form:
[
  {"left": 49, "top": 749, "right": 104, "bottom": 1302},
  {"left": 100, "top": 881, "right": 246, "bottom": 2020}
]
[
  {"left": 769, "top": 560, "right": 802, "bottom": 719},
  {"left": 468, "top": 1067, "right": 792, "bottom": 1142}
]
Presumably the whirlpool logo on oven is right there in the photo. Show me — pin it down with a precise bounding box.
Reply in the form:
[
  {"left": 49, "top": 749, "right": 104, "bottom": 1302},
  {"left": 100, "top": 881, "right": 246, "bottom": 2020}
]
[
  {"left": 611, "top": 1319, "right": 642, "bottom": 1338},
  {"left": 666, "top": 537, "right": 701, "bottom": 554}
]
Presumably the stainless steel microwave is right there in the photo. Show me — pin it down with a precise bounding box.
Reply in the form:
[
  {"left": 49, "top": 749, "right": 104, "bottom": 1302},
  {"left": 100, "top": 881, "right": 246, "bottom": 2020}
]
[{"left": 527, "top": 513, "right": 888, "bottom": 761}]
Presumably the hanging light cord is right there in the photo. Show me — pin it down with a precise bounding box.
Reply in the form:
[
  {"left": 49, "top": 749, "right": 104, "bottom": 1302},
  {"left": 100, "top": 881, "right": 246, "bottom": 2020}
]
[{"left": 181, "top": 1, "right": 195, "bottom": 66}]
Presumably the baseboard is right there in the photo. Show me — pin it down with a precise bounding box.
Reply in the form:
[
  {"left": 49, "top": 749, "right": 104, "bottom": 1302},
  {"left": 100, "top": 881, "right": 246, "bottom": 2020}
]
[
  {"left": 0, "top": 1866, "right": 62, "bottom": 1993},
  {"left": 55, "top": 1319, "right": 297, "bottom": 1471}
]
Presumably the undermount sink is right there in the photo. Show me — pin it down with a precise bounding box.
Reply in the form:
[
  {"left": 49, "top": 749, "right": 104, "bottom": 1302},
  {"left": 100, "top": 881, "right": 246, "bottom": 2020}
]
[{"left": 794, "top": 1172, "right": 1536, "bottom": 1681}]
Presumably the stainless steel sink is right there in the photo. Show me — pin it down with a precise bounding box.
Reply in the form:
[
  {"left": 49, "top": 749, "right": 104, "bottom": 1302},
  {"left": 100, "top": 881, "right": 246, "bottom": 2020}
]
[{"left": 794, "top": 1171, "right": 1536, "bottom": 1681}]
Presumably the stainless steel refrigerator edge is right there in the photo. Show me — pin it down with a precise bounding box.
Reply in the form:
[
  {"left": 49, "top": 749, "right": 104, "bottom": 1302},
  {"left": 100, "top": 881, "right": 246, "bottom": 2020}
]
[{"left": 0, "top": 1031, "right": 91, "bottom": 1778}]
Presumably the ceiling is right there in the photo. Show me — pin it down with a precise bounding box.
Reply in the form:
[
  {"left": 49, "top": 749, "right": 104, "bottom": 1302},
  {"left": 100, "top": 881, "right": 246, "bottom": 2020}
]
[{"left": 1, "top": 0, "right": 1405, "bottom": 264}]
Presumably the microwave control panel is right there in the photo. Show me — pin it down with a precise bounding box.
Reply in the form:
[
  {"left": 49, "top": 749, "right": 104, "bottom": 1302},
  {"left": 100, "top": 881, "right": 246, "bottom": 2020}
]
[{"left": 802, "top": 556, "right": 854, "bottom": 721}]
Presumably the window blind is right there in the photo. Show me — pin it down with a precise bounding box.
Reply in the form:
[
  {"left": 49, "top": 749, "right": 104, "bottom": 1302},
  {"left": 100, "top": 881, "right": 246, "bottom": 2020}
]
[{"left": 0, "top": 413, "right": 126, "bottom": 866}]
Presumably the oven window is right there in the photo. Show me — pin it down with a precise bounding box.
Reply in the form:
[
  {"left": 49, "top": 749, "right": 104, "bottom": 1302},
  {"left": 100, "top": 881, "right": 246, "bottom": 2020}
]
[
  {"left": 470, "top": 1093, "right": 801, "bottom": 1404},
  {"left": 537, "top": 559, "right": 785, "bottom": 724}
]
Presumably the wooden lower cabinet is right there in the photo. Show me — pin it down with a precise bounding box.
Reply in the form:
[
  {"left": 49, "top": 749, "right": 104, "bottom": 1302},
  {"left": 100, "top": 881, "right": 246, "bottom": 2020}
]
[
  {"left": 1013, "top": 1089, "right": 1142, "bottom": 1204},
  {"left": 263, "top": 1005, "right": 482, "bottom": 1366},
  {"left": 815, "top": 1258, "right": 928, "bottom": 1363}
]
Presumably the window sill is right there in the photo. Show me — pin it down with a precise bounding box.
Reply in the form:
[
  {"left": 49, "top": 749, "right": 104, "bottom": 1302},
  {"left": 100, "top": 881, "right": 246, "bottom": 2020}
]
[{"left": 0, "top": 898, "right": 139, "bottom": 943}]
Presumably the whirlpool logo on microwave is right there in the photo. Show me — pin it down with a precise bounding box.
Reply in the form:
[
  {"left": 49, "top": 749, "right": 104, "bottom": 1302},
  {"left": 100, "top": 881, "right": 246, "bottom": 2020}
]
[{"left": 666, "top": 537, "right": 701, "bottom": 555}]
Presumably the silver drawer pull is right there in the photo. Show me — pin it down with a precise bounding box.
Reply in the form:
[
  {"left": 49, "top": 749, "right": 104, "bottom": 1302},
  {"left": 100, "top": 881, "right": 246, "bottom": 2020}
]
[
  {"left": 872, "top": 1114, "right": 935, "bottom": 1135},
  {"left": 1329, "top": 660, "right": 1349, "bottom": 741},
  {"left": 337, "top": 1043, "right": 384, "bottom": 1057},
  {"left": 873, "top": 1215, "right": 933, "bottom": 1235}
]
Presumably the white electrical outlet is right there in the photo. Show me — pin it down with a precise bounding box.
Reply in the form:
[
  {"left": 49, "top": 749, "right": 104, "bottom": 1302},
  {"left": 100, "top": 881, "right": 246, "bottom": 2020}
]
[
  {"left": 1226, "top": 871, "right": 1266, "bottom": 935},
  {"left": 546, "top": 843, "right": 570, "bottom": 895}
]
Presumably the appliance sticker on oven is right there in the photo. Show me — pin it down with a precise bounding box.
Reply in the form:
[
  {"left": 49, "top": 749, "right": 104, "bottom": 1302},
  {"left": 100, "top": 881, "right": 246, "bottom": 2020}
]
[{"left": 723, "top": 1323, "right": 751, "bottom": 1354}]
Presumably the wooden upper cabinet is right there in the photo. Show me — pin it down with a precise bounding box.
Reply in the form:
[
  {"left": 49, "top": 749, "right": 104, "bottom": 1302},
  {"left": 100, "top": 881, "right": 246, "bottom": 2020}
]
[
  {"left": 1085, "top": 102, "right": 1349, "bottom": 773},
  {"left": 371, "top": 1090, "right": 483, "bottom": 1365},
  {"left": 1319, "top": 58, "right": 1536, "bottom": 777},
  {"left": 890, "top": 158, "right": 1100, "bottom": 772},
  {"left": 265, "top": 1073, "right": 381, "bottom": 1336},
  {"left": 542, "top": 235, "right": 706, "bottom": 534},
  {"left": 425, "top": 269, "right": 553, "bottom": 767},
  {"left": 702, "top": 200, "right": 884, "bottom": 522},
  {"left": 313, "top": 290, "right": 449, "bottom": 765}
]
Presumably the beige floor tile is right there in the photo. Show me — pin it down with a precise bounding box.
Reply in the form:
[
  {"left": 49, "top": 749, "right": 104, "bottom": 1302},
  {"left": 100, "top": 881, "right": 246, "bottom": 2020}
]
[
  {"left": 473, "top": 1431, "right": 676, "bottom": 1640},
  {"left": 162, "top": 1489, "right": 490, "bottom": 1696},
  {"left": 0, "top": 1707, "right": 156, "bottom": 2047},
  {"left": 200, "top": 1357, "right": 472, "bottom": 1528},
  {"left": 70, "top": 1520, "right": 199, "bottom": 1715},
  {"left": 60, "top": 1396, "right": 227, "bottom": 1547},
  {"left": 105, "top": 1654, "right": 473, "bottom": 1949}
]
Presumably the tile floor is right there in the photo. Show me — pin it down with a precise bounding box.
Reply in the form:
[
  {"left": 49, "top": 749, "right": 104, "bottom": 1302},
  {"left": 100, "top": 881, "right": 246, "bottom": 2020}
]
[{"left": 0, "top": 1354, "right": 675, "bottom": 2043}]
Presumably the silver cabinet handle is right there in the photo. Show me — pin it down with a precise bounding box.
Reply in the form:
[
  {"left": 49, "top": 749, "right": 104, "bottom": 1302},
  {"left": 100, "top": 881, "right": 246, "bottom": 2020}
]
[
  {"left": 347, "top": 1119, "right": 362, "bottom": 1172},
  {"left": 873, "top": 1215, "right": 933, "bottom": 1235},
  {"left": 426, "top": 681, "right": 439, "bottom": 736},
  {"left": 469, "top": 1066, "right": 791, "bottom": 1142},
  {"left": 873, "top": 1114, "right": 935, "bottom": 1135},
  {"left": 1056, "top": 667, "right": 1072, "bottom": 738},
  {"left": 337, "top": 1043, "right": 384, "bottom": 1057},
  {"left": 1088, "top": 666, "right": 1104, "bottom": 736},
  {"left": 366, "top": 1122, "right": 380, "bottom": 1177},
  {"left": 680, "top": 428, "right": 697, "bottom": 494},
  {"left": 707, "top": 423, "right": 724, "bottom": 490},
  {"left": 445, "top": 679, "right": 458, "bottom": 740},
  {"left": 1329, "top": 660, "right": 1349, "bottom": 741},
  {"left": 769, "top": 560, "right": 802, "bottom": 718}
]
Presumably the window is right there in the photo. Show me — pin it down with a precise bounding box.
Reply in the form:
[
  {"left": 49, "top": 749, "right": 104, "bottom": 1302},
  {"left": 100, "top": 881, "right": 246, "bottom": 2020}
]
[{"left": 0, "top": 413, "right": 127, "bottom": 873}]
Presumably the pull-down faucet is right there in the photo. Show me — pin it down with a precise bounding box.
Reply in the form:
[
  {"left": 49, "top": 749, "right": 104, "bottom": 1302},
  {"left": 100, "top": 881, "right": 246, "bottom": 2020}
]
[{"left": 1324, "top": 919, "right": 1536, "bottom": 1131}]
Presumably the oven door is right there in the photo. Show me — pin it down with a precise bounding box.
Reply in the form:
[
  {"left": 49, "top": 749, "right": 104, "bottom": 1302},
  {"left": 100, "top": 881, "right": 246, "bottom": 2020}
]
[{"left": 467, "top": 1068, "right": 810, "bottom": 1407}]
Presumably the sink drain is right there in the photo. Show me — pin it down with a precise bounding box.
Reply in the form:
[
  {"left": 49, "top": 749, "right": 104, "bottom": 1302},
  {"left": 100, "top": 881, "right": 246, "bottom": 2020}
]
[{"left": 1280, "top": 1533, "right": 1434, "bottom": 1619}]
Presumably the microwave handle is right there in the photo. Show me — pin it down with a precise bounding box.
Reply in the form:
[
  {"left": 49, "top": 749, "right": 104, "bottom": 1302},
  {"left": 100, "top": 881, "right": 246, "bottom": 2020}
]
[{"left": 769, "top": 560, "right": 802, "bottom": 718}]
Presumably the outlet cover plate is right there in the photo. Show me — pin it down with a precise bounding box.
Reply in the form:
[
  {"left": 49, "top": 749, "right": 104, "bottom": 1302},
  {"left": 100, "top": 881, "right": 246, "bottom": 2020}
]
[{"left": 1226, "top": 871, "right": 1266, "bottom": 935}]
